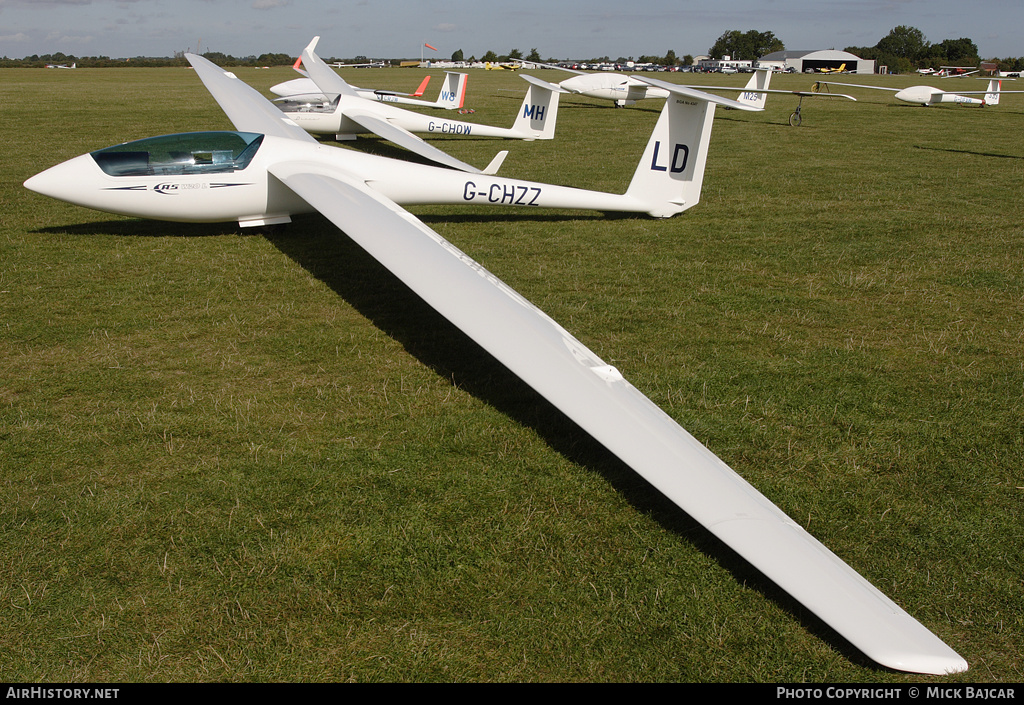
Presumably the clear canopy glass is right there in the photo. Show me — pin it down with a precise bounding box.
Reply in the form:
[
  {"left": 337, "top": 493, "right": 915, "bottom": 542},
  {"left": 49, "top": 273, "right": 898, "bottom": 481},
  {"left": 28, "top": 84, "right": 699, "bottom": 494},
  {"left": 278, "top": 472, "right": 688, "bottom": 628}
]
[
  {"left": 274, "top": 95, "right": 341, "bottom": 114},
  {"left": 90, "top": 132, "right": 264, "bottom": 177}
]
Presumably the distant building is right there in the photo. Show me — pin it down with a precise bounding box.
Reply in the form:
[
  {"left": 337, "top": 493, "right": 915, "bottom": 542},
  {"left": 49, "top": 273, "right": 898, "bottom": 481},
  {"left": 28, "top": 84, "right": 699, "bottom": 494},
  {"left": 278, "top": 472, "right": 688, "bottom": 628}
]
[
  {"left": 757, "top": 50, "right": 875, "bottom": 74},
  {"left": 697, "top": 55, "right": 754, "bottom": 72}
]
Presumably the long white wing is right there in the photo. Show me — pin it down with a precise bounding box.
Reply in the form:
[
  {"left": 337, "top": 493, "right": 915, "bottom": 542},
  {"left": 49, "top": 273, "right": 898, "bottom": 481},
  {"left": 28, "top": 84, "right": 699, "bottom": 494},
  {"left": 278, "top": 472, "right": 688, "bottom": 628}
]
[
  {"left": 342, "top": 108, "right": 483, "bottom": 174},
  {"left": 187, "top": 56, "right": 319, "bottom": 142},
  {"left": 187, "top": 50, "right": 967, "bottom": 676},
  {"left": 298, "top": 38, "right": 496, "bottom": 172},
  {"left": 298, "top": 37, "right": 363, "bottom": 99},
  {"left": 264, "top": 161, "right": 967, "bottom": 676},
  {"left": 814, "top": 81, "right": 900, "bottom": 93}
]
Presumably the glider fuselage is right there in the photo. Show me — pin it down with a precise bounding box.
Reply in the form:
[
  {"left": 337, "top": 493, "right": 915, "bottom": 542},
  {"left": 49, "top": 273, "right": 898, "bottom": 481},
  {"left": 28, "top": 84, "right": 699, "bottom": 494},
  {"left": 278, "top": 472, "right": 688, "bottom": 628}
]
[
  {"left": 23, "top": 131, "right": 677, "bottom": 225},
  {"left": 278, "top": 90, "right": 554, "bottom": 140},
  {"left": 559, "top": 73, "right": 670, "bottom": 105},
  {"left": 895, "top": 85, "right": 985, "bottom": 106}
]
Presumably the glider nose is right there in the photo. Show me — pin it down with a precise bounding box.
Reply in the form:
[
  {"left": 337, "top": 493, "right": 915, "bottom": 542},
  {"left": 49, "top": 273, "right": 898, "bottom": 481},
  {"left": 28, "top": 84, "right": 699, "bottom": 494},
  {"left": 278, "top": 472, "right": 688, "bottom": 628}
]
[{"left": 24, "top": 154, "right": 100, "bottom": 205}]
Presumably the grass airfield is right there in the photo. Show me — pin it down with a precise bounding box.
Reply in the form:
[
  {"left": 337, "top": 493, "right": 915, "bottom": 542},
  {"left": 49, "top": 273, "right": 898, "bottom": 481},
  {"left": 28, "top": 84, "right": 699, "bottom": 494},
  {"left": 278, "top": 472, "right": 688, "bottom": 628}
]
[{"left": 1, "top": 66, "right": 1022, "bottom": 682}]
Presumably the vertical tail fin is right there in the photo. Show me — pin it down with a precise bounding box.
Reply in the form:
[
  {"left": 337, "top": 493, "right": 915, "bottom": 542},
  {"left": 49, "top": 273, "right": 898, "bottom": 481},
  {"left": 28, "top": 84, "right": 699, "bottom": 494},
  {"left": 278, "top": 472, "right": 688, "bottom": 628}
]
[
  {"left": 624, "top": 94, "right": 716, "bottom": 217},
  {"left": 437, "top": 72, "right": 468, "bottom": 109},
  {"left": 736, "top": 68, "right": 772, "bottom": 109},
  {"left": 985, "top": 79, "right": 1001, "bottom": 105},
  {"left": 511, "top": 75, "right": 562, "bottom": 140},
  {"left": 623, "top": 78, "right": 760, "bottom": 217}
]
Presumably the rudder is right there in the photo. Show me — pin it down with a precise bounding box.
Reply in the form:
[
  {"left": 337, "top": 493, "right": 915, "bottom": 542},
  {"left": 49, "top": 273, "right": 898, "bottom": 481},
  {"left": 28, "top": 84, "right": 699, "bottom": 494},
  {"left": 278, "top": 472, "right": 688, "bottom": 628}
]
[
  {"left": 511, "top": 76, "right": 561, "bottom": 140},
  {"left": 624, "top": 94, "right": 717, "bottom": 218},
  {"left": 985, "top": 79, "right": 1001, "bottom": 105},
  {"left": 438, "top": 72, "right": 468, "bottom": 109},
  {"left": 737, "top": 68, "right": 772, "bottom": 109}
]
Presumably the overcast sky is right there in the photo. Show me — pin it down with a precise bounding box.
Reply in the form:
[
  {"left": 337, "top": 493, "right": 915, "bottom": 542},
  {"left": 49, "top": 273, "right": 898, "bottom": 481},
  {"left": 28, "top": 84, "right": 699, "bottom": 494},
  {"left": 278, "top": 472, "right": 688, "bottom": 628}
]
[{"left": 1, "top": 0, "right": 1021, "bottom": 60}]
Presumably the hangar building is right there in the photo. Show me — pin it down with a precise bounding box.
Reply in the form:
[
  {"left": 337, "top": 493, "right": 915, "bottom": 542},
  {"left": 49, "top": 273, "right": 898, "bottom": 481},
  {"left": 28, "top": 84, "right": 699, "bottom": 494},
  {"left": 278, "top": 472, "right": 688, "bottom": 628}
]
[{"left": 758, "top": 50, "right": 875, "bottom": 74}]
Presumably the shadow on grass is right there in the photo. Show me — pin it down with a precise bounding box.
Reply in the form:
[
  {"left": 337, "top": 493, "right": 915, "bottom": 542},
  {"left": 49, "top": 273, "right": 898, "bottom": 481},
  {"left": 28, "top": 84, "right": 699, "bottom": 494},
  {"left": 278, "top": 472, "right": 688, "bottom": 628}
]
[
  {"left": 33, "top": 219, "right": 247, "bottom": 238},
  {"left": 914, "top": 145, "right": 1024, "bottom": 160},
  {"left": 32, "top": 210, "right": 882, "bottom": 672},
  {"left": 262, "top": 214, "right": 882, "bottom": 673}
]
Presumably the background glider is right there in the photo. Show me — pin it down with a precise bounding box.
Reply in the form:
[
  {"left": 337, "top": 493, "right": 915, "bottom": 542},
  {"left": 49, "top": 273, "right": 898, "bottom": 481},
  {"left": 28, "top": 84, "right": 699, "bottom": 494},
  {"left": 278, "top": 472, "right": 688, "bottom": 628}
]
[
  {"left": 273, "top": 38, "right": 560, "bottom": 174},
  {"left": 814, "top": 78, "right": 1024, "bottom": 106}
]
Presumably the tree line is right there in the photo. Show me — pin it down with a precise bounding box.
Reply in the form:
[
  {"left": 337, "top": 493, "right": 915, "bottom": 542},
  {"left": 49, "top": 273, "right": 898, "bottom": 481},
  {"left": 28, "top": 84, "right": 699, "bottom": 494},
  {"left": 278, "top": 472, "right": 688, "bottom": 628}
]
[
  {"left": 3, "top": 27, "right": 1023, "bottom": 73},
  {"left": 845, "top": 26, "right": 986, "bottom": 73},
  {"left": 708, "top": 26, "right": 1023, "bottom": 73},
  {"left": 0, "top": 52, "right": 297, "bottom": 68}
]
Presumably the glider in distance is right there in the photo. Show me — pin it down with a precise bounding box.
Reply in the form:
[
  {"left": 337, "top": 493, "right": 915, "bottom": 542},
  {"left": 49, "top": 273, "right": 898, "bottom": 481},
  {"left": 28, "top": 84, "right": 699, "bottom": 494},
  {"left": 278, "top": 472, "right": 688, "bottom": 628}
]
[
  {"left": 273, "top": 62, "right": 470, "bottom": 111},
  {"left": 273, "top": 37, "right": 559, "bottom": 176},
  {"left": 814, "top": 78, "right": 1022, "bottom": 106},
  {"left": 526, "top": 64, "right": 855, "bottom": 116}
]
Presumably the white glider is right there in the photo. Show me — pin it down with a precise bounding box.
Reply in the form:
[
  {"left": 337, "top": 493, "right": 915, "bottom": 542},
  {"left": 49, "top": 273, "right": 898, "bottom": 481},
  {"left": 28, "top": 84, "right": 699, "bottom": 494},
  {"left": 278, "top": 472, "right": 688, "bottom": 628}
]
[
  {"left": 273, "top": 68, "right": 470, "bottom": 111},
  {"left": 273, "top": 37, "right": 559, "bottom": 175},
  {"left": 531, "top": 62, "right": 692, "bottom": 107},
  {"left": 526, "top": 67, "right": 855, "bottom": 125},
  {"left": 814, "top": 78, "right": 1023, "bottom": 106},
  {"left": 528, "top": 65, "right": 856, "bottom": 112},
  {"left": 23, "top": 52, "right": 968, "bottom": 676}
]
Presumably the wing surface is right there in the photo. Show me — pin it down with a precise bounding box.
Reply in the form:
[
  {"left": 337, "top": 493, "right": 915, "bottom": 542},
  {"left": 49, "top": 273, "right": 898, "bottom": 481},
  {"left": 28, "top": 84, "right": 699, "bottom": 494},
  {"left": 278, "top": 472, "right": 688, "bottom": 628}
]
[
  {"left": 343, "top": 109, "right": 483, "bottom": 174},
  {"left": 814, "top": 80, "right": 1024, "bottom": 97},
  {"left": 519, "top": 73, "right": 570, "bottom": 93},
  {"left": 695, "top": 85, "right": 858, "bottom": 100},
  {"left": 632, "top": 76, "right": 766, "bottom": 110},
  {"left": 299, "top": 37, "right": 362, "bottom": 98},
  {"left": 814, "top": 81, "right": 900, "bottom": 93},
  {"left": 529, "top": 61, "right": 588, "bottom": 76},
  {"left": 271, "top": 76, "right": 321, "bottom": 98},
  {"left": 266, "top": 161, "right": 967, "bottom": 676},
  {"left": 187, "top": 54, "right": 318, "bottom": 143}
]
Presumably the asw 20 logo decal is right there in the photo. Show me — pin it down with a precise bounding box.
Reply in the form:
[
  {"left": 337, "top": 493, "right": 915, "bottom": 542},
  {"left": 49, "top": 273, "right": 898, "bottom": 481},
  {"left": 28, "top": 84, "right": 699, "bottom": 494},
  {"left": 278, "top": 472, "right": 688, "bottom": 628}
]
[
  {"left": 153, "top": 182, "right": 249, "bottom": 195},
  {"left": 105, "top": 182, "right": 250, "bottom": 195}
]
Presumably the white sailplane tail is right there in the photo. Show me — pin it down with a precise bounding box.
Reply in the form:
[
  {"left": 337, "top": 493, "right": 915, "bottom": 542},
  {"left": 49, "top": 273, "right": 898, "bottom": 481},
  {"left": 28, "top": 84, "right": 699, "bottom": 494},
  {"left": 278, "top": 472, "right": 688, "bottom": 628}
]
[
  {"left": 984, "top": 79, "right": 1002, "bottom": 105},
  {"left": 736, "top": 68, "right": 773, "bottom": 109},
  {"left": 624, "top": 95, "right": 716, "bottom": 217},
  {"left": 436, "top": 72, "right": 469, "bottom": 109},
  {"left": 511, "top": 75, "right": 563, "bottom": 139},
  {"left": 623, "top": 78, "right": 761, "bottom": 217}
]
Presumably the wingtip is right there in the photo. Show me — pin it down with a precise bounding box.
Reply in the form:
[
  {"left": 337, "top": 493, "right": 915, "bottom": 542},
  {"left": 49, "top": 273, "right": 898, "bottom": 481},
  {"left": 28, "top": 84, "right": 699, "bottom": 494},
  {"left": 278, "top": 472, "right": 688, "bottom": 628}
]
[{"left": 878, "top": 650, "right": 969, "bottom": 676}]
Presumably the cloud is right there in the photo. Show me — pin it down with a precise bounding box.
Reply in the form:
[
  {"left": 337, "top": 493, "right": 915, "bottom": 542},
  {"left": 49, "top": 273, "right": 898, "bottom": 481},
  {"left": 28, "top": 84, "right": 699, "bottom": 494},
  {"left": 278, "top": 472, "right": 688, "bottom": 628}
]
[{"left": 252, "top": 0, "right": 291, "bottom": 9}]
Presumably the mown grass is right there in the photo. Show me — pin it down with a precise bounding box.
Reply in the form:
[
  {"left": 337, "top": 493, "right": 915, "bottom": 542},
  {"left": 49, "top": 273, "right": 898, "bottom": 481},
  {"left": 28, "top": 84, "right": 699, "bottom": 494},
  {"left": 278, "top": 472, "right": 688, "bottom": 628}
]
[{"left": 1, "top": 66, "right": 1021, "bottom": 682}]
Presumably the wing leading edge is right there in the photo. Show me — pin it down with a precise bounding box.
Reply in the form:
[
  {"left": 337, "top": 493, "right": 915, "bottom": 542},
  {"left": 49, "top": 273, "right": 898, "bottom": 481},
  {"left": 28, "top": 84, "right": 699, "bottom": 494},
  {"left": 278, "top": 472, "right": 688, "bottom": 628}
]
[{"left": 267, "top": 161, "right": 967, "bottom": 675}]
